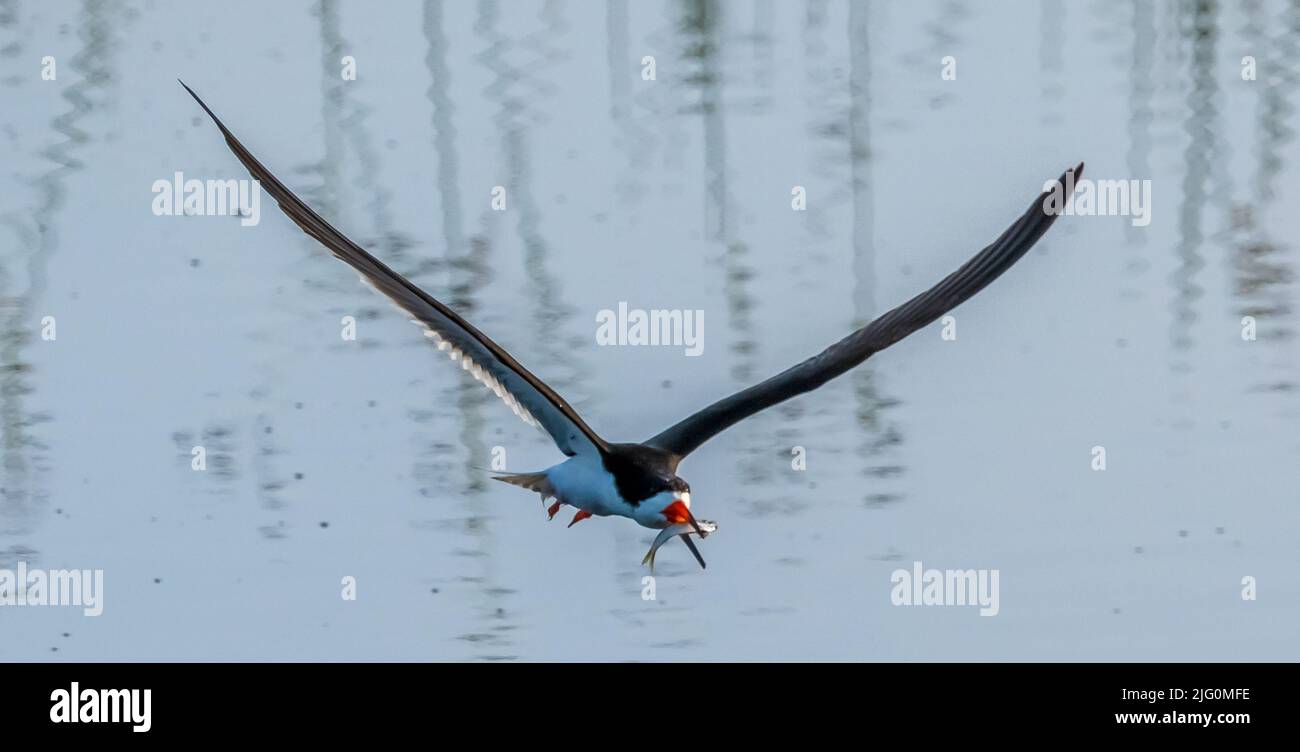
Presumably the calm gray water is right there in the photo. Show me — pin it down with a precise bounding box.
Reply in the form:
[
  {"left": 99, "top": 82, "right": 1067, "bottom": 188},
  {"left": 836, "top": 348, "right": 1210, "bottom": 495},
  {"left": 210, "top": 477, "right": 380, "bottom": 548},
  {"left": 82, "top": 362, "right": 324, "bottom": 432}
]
[{"left": 1, "top": 0, "right": 1297, "bottom": 661}]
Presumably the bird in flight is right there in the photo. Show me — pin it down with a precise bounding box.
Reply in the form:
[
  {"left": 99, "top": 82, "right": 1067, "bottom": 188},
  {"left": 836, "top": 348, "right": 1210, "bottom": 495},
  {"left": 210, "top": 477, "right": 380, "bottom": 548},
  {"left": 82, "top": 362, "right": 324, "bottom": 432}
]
[{"left": 181, "top": 81, "right": 1080, "bottom": 572}]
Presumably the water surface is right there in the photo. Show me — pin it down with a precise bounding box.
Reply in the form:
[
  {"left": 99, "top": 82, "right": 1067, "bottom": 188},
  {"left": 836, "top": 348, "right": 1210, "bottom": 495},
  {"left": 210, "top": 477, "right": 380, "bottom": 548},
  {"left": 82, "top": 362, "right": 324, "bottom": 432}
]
[{"left": 1, "top": 0, "right": 1297, "bottom": 660}]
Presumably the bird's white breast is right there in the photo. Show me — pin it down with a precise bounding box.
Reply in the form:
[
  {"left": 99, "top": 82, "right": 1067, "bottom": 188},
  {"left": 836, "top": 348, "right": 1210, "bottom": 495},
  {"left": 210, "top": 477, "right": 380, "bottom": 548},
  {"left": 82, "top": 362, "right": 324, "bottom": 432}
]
[{"left": 545, "top": 455, "right": 624, "bottom": 517}]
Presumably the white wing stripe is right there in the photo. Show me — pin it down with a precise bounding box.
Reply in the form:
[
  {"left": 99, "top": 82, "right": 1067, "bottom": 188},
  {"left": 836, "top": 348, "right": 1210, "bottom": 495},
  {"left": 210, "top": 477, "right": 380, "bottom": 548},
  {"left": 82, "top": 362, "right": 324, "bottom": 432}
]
[
  {"left": 179, "top": 84, "right": 594, "bottom": 454},
  {"left": 389, "top": 297, "right": 542, "bottom": 428}
]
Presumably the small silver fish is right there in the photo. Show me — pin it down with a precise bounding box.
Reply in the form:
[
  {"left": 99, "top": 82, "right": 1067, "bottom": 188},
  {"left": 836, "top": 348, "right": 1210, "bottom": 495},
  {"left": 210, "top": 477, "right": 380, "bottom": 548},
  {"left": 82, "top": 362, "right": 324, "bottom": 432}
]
[{"left": 642, "top": 519, "right": 718, "bottom": 571}]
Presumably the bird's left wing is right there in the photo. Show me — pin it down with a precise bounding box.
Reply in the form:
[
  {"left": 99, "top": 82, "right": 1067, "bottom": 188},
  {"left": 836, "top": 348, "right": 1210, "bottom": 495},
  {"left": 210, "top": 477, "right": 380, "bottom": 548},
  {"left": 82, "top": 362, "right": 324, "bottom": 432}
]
[
  {"left": 181, "top": 82, "right": 608, "bottom": 459},
  {"left": 646, "top": 162, "right": 1083, "bottom": 461}
]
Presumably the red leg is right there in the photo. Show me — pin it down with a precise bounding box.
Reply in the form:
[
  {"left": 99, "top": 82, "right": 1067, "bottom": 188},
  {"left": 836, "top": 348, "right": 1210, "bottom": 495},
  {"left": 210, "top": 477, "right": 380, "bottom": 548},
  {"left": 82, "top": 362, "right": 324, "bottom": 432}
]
[{"left": 567, "top": 509, "right": 593, "bottom": 528}]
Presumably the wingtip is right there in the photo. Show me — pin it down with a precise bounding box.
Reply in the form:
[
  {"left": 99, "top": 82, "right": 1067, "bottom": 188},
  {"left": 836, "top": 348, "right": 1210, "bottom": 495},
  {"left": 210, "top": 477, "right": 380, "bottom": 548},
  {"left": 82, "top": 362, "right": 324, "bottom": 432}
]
[
  {"left": 178, "top": 80, "right": 221, "bottom": 125},
  {"left": 1073, "top": 160, "right": 1085, "bottom": 179}
]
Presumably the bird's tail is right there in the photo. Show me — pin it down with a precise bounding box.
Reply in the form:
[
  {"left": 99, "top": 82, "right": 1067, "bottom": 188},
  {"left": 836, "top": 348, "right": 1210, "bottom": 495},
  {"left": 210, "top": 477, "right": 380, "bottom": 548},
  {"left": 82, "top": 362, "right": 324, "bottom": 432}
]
[{"left": 491, "top": 472, "right": 556, "bottom": 498}]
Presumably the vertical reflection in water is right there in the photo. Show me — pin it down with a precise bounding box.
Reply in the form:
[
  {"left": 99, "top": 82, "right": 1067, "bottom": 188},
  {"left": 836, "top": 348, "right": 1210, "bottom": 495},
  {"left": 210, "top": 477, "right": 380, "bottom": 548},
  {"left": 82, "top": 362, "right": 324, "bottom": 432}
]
[
  {"left": 1125, "top": 1, "right": 1156, "bottom": 266},
  {"left": 746, "top": 0, "right": 774, "bottom": 110},
  {"left": 848, "top": 2, "right": 874, "bottom": 330},
  {"left": 414, "top": 0, "right": 509, "bottom": 660},
  {"left": 922, "top": 0, "right": 966, "bottom": 111},
  {"left": 801, "top": 2, "right": 829, "bottom": 139},
  {"left": 678, "top": 0, "right": 769, "bottom": 518},
  {"left": 171, "top": 424, "right": 237, "bottom": 491},
  {"left": 847, "top": 0, "right": 904, "bottom": 507},
  {"left": 1, "top": 0, "right": 116, "bottom": 547},
  {"left": 647, "top": 0, "right": 687, "bottom": 180},
  {"left": 1039, "top": 0, "right": 1064, "bottom": 127},
  {"left": 446, "top": 248, "right": 492, "bottom": 497},
  {"left": 1232, "top": 0, "right": 1297, "bottom": 392},
  {"left": 421, "top": 8, "right": 498, "bottom": 647},
  {"left": 333, "top": 15, "right": 414, "bottom": 273},
  {"left": 0, "top": 0, "right": 41, "bottom": 548},
  {"left": 427, "top": 0, "right": 464, "bottom": 258},
  {"left": 0, "top": 213, "right": 47, "bottom": 544},
  {"left": 602, "top": 0, "right": 648, "bottom": 584},
  {"left": 476, "top": 0, "right": 588, "bottom": 401},
  {"left": 606, "top": 0, "right": 630, "bottom": 177},
  {"left": 605, "top": 0, "right": 653, "bottom": 207},
  {"left": 1248, "top": 0, "right": 1297, "bottom": 206},
  {"left": 425, "top": 0, "right": 491, "bottom": 495},
  {"left": 469, "top": 0, "right": 598, "bottom": 659},
  {"left": 0, "top": 0, "right": 15, "bottom": 86},
  {"left": 680, "top": 0, "right": 730, "bottom": 244},
  {"left": 799, "top": 0, "right": 845, "bottom": 240},
  {"left": 1169, "top": 0, "right": 1218, "bottom": 378},
  {"left": 251, "top": 0, "right": 349, "bottom": 538},
  {"left": 311, "top": 0, "right": 416, "bottom": 275},
  {"left": 243, "top": 0, "right": 349, "bottom": 542},
  {"left": 679, "top": 0, "right": 757, "bottom": 391},
  {"left": 307, "top": 0, "right": 344, "bottom": 220}
]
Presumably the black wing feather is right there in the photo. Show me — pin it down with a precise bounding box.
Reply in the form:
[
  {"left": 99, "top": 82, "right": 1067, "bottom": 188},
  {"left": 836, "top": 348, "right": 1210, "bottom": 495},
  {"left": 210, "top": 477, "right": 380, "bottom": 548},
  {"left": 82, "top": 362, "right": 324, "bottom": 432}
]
[
  {"left": 647, "top": 163, "right": 1083, "bottom": 460},
  {"left": 181, "top": 81, "right": 609, "bottom": 458}
]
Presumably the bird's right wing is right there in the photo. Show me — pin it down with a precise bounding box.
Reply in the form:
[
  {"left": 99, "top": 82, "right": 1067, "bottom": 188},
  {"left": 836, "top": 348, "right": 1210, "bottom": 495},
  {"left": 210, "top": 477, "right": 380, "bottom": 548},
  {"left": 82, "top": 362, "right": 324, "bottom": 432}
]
[
  {"left": 181, "top": 81, "right": 609, "bottom": 459},
  {"left": 646, "top": 163, "right": 1083, "bottom": 460}
]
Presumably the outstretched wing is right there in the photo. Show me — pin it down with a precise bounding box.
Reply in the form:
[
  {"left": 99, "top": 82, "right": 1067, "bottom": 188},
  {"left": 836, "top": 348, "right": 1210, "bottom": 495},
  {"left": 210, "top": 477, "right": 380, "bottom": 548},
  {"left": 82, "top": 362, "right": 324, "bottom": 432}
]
[
  {"left": 181, "top": 81, "right": 608, "bottom": 459},
  {"left": 647, "top": 163, "right": 1083, "bottom": 460}
]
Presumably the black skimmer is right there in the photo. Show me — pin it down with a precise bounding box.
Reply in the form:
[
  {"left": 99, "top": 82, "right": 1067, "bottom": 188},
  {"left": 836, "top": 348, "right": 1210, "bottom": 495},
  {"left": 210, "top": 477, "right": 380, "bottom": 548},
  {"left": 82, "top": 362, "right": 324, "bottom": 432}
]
[{"left": 181, "top": 81, "right": 1081, "bottom": 571}]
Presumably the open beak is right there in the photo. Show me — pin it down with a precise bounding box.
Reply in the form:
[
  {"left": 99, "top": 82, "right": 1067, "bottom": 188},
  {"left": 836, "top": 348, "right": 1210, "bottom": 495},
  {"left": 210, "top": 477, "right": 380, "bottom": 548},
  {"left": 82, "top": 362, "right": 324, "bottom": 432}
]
[
  {"left": 685, "top": 508, "right": 707, "bottom": 538},
  {"left": 680, "top": 534, "right": 706, "bottom": 569},
  {"left": 663, "top": 498, "right": 707, "bottom": 538},
  {"left": 641, "top": 518, "right": 718, "bottom": 571}
]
